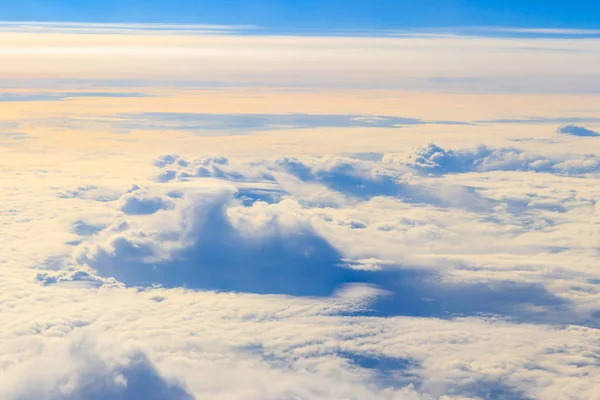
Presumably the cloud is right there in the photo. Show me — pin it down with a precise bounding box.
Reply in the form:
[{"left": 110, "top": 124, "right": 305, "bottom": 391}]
[
  {"left": 556, "top": 124, "right": 600, "bottom": 137},
  {"left": 3, "top": 28, "right": 600, "bottom": 92},
  {"left": 36, "top": 269, "right": 123, "bottom": 288},
  {"left": 45, "top": 113, "right": 472, "bottom": 136},
  {"left": 5, "top": 134, "right": 600, "bottom": 400},
  {"left": 72, "top": 220, "right": 106, "bottom": 237},
  {"left": 387, "top": 143, "right": 600, "bottom": 175},
  {"left": 74, "top": 188, "right": 354, "bottom": 296},
  {"left": 0, "top": 92, "right": 150, "bottom": 102},
  {"left": 478, "top": 117, "right": 600, "bottom": 125},
  {"left": 58, "top": 178, "right": 585, "bottom": 326},
  {"left": 1, "top": 335, "right": 193, "bottom": 400},
  {"left": 113, "top": 112, "right": 471, "bottom": 133},
  {"left": 0, "top": 131, "right": 28, "bottom": 145},
  {"left": 151, "top": 152, "right": 492, "bottom": 210},
  {"left": 155, "top": 145, "right": 600, "bottom": 189},
  {"left": 475, "top": 27, "right": 600, "bottom": 36},
  {"left": 0, "top": 21, "right": 255, "bottom": 35},
  {"left": 118, "top": 188, "right": 175, "bottom": 215},
  {"left": 149, "top": 146, "right": 600, "bottom": 226},
  {"left": 57, "top": 186, "right": 124, "bottom": 202}
]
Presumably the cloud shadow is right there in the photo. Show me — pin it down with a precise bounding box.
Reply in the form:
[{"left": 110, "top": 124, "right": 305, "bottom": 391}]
[
  {"left": 51, "top": 352, "right": 193, "bottom": 400},
  {"left": 556, "top": 124, "right": 600, "bottom": 137},
  {"left": 79, "top": 197, "right": 572, "bottom": 325}
]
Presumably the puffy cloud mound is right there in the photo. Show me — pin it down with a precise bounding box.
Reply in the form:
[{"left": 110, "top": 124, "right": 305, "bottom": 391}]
[
  {"left": 118, "top": 188, "right": 175, "bottom": 215},
  {"left": 1, "top": 337, "right": 193, "bottom": 400},
  {"left": 154, "top": 145, "right": 600, "bottom": 201},
  {"left": 556, "top": 124, "right": 600, "bottom": 137},
  {"left": 387, "top": 143, "right": 600, "bottom": 175},
  {"left": 154, "top": 155, "right": 273, "bottom": 183},
  {"left": 271, "top": 157, "right": 407, "bottom": 200},
  {"left": 153, "top": 154, "right": 190, "bottom": 168},
  {"left": 63, "top": 182, "right": 579, "bottom": 325},
  {"left": 74, "top": 188, "right": 355, "bottom": 296},
  {"left": 36, "top": 269, "right": 123, "bottom": 288},
  {"left": 388, "top": 143, "right": 464, "bottom": 173},
  {"left": 150, "top": 152, "right": 495, "bottom": 210}
]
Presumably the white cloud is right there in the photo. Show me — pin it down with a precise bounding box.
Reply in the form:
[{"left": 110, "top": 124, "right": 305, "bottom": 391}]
[
  {"left": 386, "top": 143, "right": 600, "bottom": 175},
  {"left": 0, "top": 333, "right": 193, "bottom": 400},
  {"left": 0, "top": 21, "right": 255, "bottom": 35},
  {"left": 118, "top": 187, "right": 175, "bottom": 215},
  {"left": 468, "top": 27, "right": 600, "bottom": 35},
  {"left": 29, "top": 148, "right": 596, "bottom": 330},
  {"left": 2, "top": 86, "right": 600, "bottom": 399}
]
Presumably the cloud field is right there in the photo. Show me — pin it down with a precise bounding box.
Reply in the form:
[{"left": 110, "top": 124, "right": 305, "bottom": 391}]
[
  {"left": 1, "top": 25, "right": 600, "bottom": 400},
  {"left": 3, "top": 121, "right": 600, "bottom": 398}
]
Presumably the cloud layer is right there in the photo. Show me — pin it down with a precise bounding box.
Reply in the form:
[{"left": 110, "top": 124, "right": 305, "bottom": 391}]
[
  {"left": 39, "top": 144, "right": 600, "bottom": 329},
  {"left": 2, "top": 78, "right": 600, "bottom": 399},
  {"left": 2, "top": 27, "right": 600, "bottom": 92}
]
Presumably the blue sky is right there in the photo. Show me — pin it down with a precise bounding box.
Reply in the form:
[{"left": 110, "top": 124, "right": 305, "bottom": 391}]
[{"left": 1, "top": 0, "right": 599, "bottom": 32}]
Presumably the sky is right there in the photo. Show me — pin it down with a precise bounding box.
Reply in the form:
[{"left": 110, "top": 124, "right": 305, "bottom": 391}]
[
  {"left": 2, "top": 2, "right": 600, "bottom": 400},
  {"left": 1, "top": 0, "right": 600, "bottom": 33}
]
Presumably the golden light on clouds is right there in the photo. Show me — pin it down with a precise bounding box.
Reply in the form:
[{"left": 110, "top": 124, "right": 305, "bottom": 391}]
[{"left": 0, "top": 29, "right": 599, "bottom": 91}]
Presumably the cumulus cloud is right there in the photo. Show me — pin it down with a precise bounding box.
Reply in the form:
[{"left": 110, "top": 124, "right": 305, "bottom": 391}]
[
  {"left": 147, "top": 146, "right": 600, "bottom": 231},
  {"left": 150, "top": 152, "right": 496, "bottom": 213},
  {"left": 36, "top": 269, "right": 123, "bottom": 288},
  {"left": 0, "top": 335, "right": 193, "bottom": 400},
  {"left": 5, "top": 132, "right": 600, "bottom": 400},
  {"left": 386, "top": 143, "right": 600, "bottom": 175},
  {"left": 74, "top": 188, "right": 353, "bottom": 296},
  {"left": 154, "top": 155, "right": 271, "bottom": 183},
  {"left": 155, "top": 144, "right": 600, "bottom": 192},
  {"left": 0, "top": 330, "right": 445, "bottom": 400},
  {"left": 55, "top": 166, "right": 593, "bottom": 326},
  {"left": 118, "top": 188, "right": 175, "bottom": 215},
  {"left": 72, "top": 220, "right": 107, "bottom": 237}
]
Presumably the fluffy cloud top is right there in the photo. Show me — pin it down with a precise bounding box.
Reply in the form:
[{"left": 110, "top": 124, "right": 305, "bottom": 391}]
[
  {"left": 4, "top": 132, "right": 600, "bottom": 399},
  {"left": 388, "top": 143, "right": 600, "bottom": 175},
  {"left": 34, "top": 144, "right": 598, "bottom": 330},
  {"left": 118, "top": 188, "right": 175, "bottom": 215},
  {"left": 1, "top": 335, "right": 193, "bottom": 400}
]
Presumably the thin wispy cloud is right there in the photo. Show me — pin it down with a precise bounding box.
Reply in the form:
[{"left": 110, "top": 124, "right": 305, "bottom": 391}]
[
  {"left": 471, "top": 26, "right": 600, "bottom": 36},
  {"left": 0, "top": 21, "right": 257, "bottom": 35}
]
